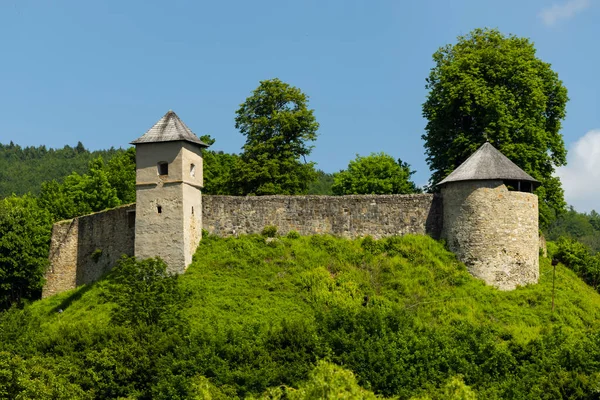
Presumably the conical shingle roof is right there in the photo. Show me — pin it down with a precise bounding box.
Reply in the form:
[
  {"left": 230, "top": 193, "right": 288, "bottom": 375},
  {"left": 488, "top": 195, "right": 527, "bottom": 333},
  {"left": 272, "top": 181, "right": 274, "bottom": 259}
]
[
  {"left": 438, "top": 142, "right": 539, "bottom": 186},
  {"left": 130, "top": 110, "right": 209, "bottom": 147}
]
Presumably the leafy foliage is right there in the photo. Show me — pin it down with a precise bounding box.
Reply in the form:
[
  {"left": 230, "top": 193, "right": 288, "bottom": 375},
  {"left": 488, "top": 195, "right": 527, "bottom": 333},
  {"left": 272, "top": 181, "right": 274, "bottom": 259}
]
[
  {"left": 0, "top": 141, "right": 123, "bottom": 198},
  {"left": 554, "top": 237, "right": 600, "bottom": 291},
  {"left": 332, "top": 152, "right": 421, "bottom": 195},
  {"left": 0, "top": 196, "right": 52, "bottom": 310},
  {"left": 200, "top": 135, "right": 242, "bottom": 195},
  {"left": 105, "top": 147, "right": 136, "bottom": 204},
  {"left": 234, "top": 78, "right": 319, "bottom": 195},
  {"left": 547, "top": 207, "right": 600, "bottom": 254},
  {"left": 38, "top": 156, "right": 128, "bottom": 221},
  {"left": 307, "top": 170, "right": 334, "bottom": 195},
  {"left": 5, "top": 234, "right": 600, "bottom": 398},
  {"left": 104, "top": 257, "right": 185, "bottom": 328},
  {"left": 422, "top": 28, "right": 568, "bottom": 227}
]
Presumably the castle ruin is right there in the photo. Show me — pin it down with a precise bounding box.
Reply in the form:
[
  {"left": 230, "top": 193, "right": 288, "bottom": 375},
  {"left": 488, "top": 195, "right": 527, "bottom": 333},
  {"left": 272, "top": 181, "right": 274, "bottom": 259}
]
[{"left": 42, "top": 111, "right": 540, "bottom": 297}]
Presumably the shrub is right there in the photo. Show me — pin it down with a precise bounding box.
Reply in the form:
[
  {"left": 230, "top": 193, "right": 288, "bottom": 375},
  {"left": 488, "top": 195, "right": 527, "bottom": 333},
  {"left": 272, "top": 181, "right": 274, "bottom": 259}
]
[
  {"left": 262, "top": 226, "right": 278, "bottom": 238},
  {"left": 286, "top": 230, "right": 301, "bottom": 239}
]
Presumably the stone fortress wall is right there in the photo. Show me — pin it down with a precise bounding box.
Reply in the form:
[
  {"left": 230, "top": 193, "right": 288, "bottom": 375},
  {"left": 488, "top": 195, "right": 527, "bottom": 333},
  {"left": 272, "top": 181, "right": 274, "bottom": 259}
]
[
  {"left": 42, "top": 194, "right": 443, "bottom": 297},
  {"left": 202, "top": 194, "right": 443, "bottom": 239},
  {"left": 43, "top": 204, "right": 136, "bottom": 298}
]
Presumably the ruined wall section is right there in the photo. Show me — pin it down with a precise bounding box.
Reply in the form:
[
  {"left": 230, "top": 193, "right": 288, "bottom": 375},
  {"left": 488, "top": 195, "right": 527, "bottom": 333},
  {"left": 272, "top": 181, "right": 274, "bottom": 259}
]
[
  {"left": 42, "top": 204, "right": 135, "bottom": 298},
  {"left": 202, "top": 194, "right": 443, "bottom": 239},
  {"left": 441, "top": 181, "right": 538, "bottom": 291}
]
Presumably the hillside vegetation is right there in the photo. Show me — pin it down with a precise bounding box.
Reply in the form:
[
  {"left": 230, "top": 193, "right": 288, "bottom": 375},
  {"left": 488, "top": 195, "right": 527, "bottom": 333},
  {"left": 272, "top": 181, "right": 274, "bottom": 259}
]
[
  {"left": 0, "top": 142, "right": 125, "bottom": 198},
  {"left": 2, "top": 233, "right": 600, "bottom": 399}
]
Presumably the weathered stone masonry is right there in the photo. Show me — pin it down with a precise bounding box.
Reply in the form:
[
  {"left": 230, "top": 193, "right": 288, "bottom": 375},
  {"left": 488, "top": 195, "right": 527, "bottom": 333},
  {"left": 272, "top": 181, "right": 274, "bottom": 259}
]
[
  {"left": 203, "top": 194, "right": 443, "bottom": 239},
  {"left": 42, "top": 112, "right": 541, "bottom": 298},
  {"left": 42, "top": 194, "right": 442, "bottom": 298},
  {"left": 43, "top": 204, "right": 135, "bottom": 298},
  {"left": 441, "top": 181, "right": 538, "bottom": 291}
]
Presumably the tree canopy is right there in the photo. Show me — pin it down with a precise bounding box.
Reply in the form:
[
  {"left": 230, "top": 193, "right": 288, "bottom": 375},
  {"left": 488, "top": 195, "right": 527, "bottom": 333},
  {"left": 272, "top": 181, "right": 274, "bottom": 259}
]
[
  {"left": 0, "top": 196, "right": 52, "bottom": 309},
  {"left": 422, "top": 28, "right": 568, "bottom": 227},
  {"left": 234, "top": 78, "right": 319, "bottom": 195},
  {"left": 0, "top": 142, "right": 123, "bottom": 198},
  {"left": 38, "top": 157, "right": 121, "bottom": 221},
  {"left": 332, "top": 153, "right": 420, "bottom": 195}
]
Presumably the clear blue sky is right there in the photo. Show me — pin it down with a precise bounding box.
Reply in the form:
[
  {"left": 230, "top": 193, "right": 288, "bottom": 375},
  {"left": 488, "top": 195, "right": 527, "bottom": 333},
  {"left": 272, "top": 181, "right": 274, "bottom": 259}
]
[{"left": 1, "top": 0, "right": 599, "bottom": 210}]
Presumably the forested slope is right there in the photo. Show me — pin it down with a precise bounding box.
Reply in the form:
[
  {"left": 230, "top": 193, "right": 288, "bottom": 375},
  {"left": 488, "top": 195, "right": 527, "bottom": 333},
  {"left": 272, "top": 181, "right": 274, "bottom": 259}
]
[
  {"left": 0, "top": 142, "right": 126, "bottom": 197},
  {"left": 2, "top": 233, "right": 600, "bottom": 399}
]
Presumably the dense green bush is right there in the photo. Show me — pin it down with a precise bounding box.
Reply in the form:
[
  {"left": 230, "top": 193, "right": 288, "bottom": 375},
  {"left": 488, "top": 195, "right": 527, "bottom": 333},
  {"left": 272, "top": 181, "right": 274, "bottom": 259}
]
[{"left": 555, "top": 237, "right": 600, "bottom": 290}]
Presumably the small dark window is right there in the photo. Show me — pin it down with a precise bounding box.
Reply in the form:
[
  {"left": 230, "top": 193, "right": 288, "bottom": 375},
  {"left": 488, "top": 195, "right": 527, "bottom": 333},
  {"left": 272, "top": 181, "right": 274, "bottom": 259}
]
[
  {"left": 190, "top": 163, "right": 196, "bottom": 177},
  {"left": 157, "top": 205, "right": 162, "bottom": 214},
  {"left": 191, "top": 206, "right": 194, "bottom": 215},
  {"left": 127, "top": 211, "right": 136, "bottom": 228},
  {"left": 157, "top": 162, "right": 168, "bottom": 175},
  {"left": 503, "top": 180, "right": 534, "bottom": 193}
]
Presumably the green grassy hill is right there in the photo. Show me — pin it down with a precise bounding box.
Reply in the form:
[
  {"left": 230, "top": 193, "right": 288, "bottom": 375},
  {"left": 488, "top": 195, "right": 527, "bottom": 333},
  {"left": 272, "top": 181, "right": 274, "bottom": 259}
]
[{"left": 3, "top": 233, "right": 600, "bottom": 399}]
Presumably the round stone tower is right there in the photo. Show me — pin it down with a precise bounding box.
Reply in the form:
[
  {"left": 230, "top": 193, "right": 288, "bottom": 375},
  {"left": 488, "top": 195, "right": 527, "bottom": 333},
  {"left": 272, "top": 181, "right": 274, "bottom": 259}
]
[{"left": 439, "top": 142, "right": 539, "bottom": 290}]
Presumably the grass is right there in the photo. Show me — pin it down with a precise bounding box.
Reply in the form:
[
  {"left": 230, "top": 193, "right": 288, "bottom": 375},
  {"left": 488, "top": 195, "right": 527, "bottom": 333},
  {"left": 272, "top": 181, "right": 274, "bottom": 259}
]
[
  {"left": 28, "top": 233, "right": 600, "bottom": 340},
  {"left": 18, "top": 232, "right": 600, "bottom": 398}
]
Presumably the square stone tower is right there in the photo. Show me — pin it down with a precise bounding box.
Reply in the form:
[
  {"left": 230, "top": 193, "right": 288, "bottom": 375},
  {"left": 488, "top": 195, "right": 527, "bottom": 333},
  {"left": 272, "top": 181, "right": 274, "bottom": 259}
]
[{"left": 130, "top": 110, "right": 209, "bottom": 274}]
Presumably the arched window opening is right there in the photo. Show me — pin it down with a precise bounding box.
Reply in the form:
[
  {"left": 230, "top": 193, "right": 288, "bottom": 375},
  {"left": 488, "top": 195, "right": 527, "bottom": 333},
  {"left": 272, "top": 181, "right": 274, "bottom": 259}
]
[
  {"left": 157, "top": 162, "right": 168, "bottom": 176},
  {"left": 190, "top": 163, "right": 196, "bottom": 177}
]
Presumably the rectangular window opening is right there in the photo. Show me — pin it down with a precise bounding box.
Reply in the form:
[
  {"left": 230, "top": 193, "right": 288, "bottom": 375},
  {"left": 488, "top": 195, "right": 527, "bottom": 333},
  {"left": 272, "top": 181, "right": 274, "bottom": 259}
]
[
  {"left": 157, "top": 205, "right": 162, "bottom": 214},
  {"left": 157, "top": 162, "right": 168, "bottom": 175},
  {"left": 127, "top": 211, "right": 136, "bottom": 228}
]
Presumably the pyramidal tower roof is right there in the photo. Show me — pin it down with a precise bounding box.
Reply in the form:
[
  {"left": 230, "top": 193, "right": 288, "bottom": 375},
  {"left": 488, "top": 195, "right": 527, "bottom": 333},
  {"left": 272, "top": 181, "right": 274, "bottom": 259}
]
[
  {"left": 130, "top": 110, "right": 209, "bottom": 147},
  {"left": 438, "top": 142, "right": 539, "bottom": 186}
]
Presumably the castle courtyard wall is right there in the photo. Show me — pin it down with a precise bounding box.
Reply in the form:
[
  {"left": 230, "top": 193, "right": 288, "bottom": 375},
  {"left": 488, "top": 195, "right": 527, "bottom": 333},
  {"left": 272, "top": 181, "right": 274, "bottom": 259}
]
[{"left": 42, "top": 204, "right": 135, "bottom": 298}]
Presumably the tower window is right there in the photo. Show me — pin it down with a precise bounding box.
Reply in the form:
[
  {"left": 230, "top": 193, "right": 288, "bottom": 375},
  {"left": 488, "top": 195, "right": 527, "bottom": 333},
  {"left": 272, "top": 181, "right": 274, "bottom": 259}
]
[
  {"left": 190, "top": 163, "right": 196, "bottom": 177},
  {"left": 157, "top": 205, "right": 162, "bottom": 214},
  {"left": 157, "top": 162, "right": 168, "bottom": 176},
  {"left": 127, "top": 211, "right": 136, "bottom": 228}
]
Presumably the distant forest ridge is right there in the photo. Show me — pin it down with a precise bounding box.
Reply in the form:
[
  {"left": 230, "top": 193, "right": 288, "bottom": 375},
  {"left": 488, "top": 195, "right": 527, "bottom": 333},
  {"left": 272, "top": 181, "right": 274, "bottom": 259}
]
[
  {"left": 0, "top": 141, "right": 127, "bottom": 198},
  {"left": 0, "top": 141, "right": 336, "bottom": 198}
]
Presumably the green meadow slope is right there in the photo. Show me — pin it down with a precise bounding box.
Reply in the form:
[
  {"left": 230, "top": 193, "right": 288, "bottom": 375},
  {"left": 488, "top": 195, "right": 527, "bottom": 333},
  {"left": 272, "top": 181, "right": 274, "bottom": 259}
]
[{"left": 4, "top": 233, "right": 600, "bottom": 399}]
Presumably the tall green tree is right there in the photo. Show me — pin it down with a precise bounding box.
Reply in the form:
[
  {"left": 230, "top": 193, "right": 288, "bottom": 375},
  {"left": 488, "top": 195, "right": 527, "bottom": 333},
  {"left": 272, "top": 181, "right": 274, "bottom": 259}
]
[
  {"left": 422, "top": 28, "right": 568, "bottom": 227},
  {"left": 234, "top": 78, "right": 319, "bottom": 195},
  {"left": 0, "top": 196, "right": 52, "bottom": 309},
  {"left": 332, "top": 153, "right": 420, "bottom": 195}
]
